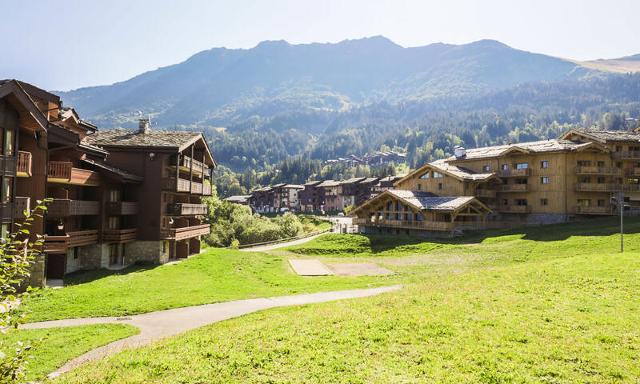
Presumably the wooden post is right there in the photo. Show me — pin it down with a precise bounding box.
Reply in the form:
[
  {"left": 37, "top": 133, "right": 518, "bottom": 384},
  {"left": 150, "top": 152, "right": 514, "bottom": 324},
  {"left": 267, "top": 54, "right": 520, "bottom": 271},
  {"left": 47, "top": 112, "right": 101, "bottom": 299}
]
[{"left": 189, "top": 145, "right": 194, "bottom": 194}]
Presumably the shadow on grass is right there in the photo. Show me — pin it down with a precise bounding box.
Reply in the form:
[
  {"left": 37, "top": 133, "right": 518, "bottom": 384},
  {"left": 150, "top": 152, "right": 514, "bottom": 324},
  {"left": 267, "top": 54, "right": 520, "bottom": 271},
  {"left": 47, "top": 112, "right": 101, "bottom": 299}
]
[
  {"left": 351, "top": 216, "right": 640, "bottom": 253},
  {"left": 62, "top": 262, "right": 159, "bottom": 286}
]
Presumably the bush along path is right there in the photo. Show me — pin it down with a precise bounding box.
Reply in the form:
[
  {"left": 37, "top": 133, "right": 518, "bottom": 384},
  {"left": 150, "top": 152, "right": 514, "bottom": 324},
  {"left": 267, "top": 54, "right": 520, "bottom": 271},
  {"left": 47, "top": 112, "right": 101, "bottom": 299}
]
[{"left": 22, "top": 285, "right": 402, "bottom": 378}]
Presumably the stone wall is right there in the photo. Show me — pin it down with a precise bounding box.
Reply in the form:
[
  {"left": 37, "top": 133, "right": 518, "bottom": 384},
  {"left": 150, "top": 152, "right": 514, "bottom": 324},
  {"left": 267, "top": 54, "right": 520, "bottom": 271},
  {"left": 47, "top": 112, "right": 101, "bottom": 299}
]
[
  {"left": 125, "top": 240, "right": 170, "bottom": 265},
  {"left": 29, "top": 254, "right": 46, "bottom": 287}
]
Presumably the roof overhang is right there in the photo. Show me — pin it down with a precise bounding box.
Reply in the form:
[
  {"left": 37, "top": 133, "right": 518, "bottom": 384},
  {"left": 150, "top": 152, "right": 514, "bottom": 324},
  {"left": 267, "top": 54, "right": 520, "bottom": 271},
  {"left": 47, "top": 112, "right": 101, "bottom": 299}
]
[{"left": 0, "top": 80, "right": 49, "bottom": 133}]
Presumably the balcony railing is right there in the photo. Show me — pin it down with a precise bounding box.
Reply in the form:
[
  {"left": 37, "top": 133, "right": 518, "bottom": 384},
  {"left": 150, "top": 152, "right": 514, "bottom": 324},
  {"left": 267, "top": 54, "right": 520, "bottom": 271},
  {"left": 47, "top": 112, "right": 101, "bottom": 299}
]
[
  {"left": 102, "top": 228, "right": 137, "bottom": 242},
  {"left": 17, "top": 151, "right": 32, "bottom": 177},
  {"left": 162, "top": 178, "right": 212, "bottom": 195},
  {"left": 14, "top": 196, "right": 30, "bottom": 219},
  {"left": 48, "top": 161, "right": 100, "bottom": 186},
  {"left": 167, "top": 203, "right": 208, "bottom": 216},
  {"left": 575, "top": 166, "right": 621, "bottom": 175},
  {"left": 44, "top": 230, "right": 98, "bottom": 253},
  {"left": 498, "top": 168, "right": 530, "bottom": 178},
  {"left": 47, "top": 199, "right": 100, "bottom": 218},
  {"left": 625, "top": 168, "right": 640, "bottom": 177},
  {"left": 106, "top": 201, "right": 139, "bottom": 216},
  {"left": 161, "top": 224, "right": 210, "bottom": 241},
  {"left": 177, "top": 155, "right": 209, "bottom": 175},
  {"left": 575, "top": 183, "right": 621, "bottom": 192},
  {"left": 612, "top": 151, "right": 640, "bottom": 160},
  {"left": 575, "top": 206, "right": 614, "bottom": 215},
  {"left": 498, "top": 205, "right": 532, "bottom": 214},
  {"left": 353, "top": 218, "right": 454, "bottom": 231},
  {"left": 499, "top": 184, "right": 528, "bottom": 193}
]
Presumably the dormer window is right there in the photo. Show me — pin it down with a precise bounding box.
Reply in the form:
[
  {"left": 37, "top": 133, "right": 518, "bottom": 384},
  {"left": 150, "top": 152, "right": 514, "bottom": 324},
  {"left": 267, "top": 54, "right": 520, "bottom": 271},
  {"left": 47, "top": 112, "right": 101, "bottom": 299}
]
[
  {"left": 432, "top": 171, "right": 443, "bottom": 179},
  {"left": 482, "top": 165, "right": 490, "bottom": 172}
]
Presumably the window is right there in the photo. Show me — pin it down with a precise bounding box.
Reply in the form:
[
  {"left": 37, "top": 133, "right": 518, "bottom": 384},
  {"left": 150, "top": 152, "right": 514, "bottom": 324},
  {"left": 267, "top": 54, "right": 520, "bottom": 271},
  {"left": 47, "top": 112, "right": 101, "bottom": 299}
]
[
  {"left": 74, "top": 247, "right": 79, "bottom": 260},
  {"left": 515, "top": 199, "right": 528, "bottom": 206},
  {"left": 419, "top": 172, "right": 430, "bottom": 179},
  {"left": 577, "top": 199, "right": 591, "bottom": 207},
  {"left": 516, "top": 163, "right": 529, "bottom": 170},
  {"left": 432, "top": 172, "right": 443, "bottom": 179},
  {"left": 597, "top": 199, "right": 606, "bottom": 207},
  {"left": 597, "top": 161, "right": 605, "bottom": 167},
  {"left": 501, "top": 164, "right": 509, "bottom": 171},
  {"left": 502, "top": 199, "right": 508, "bottom": 206},
  {"left": 596, "top": 176, "right": 606, "bottom": 184},
  {"left": 578, "top": 176, "right": 590, "bottom": 183},
  {"left": 540, "top": 176, "right": 550, "bottom": 184},
  {"left": 438, "top": 183, "right": 443, "bottom": 190},
  {"left": 540, "top": 160, "right": 549, "bottom": 169},
  {"left": 540, "top": 198, "right": 548, "bottom": 206},
  {"left": 417, "top": 183, "right": 422, "bottom": 191},
  {"left": 3, "top": 128, "right": 13, "bottom": 156},
  {"left": 482, "top": 165, "right": 491, "bottom": 172},
  {"left": 577, "top": 160, "right": 591, "bottom": 167},
  {"left": 109, "top": 189, "right": 121, "bottom": 202},
  {"left": 1, "top": 177, "right": 12, "bottom": 203},
  {"left": 515, "top": 178, "right": 528, "bottom": 185}
]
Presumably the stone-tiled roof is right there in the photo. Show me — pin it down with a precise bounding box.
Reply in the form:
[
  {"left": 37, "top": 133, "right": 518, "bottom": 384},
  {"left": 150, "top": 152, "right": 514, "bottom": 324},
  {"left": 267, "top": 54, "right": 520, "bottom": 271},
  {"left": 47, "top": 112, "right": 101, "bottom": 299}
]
[
  {"left": 317, "top": 180, "right": 340, "bottom": 187},
  {"left": 340, "top": 177, "right": 366, "bottom": 185},
  {"left": 448, "top": 139, "right": 592, "bottom": 161},
  {"left": 430, "top": 159, "right": 495, "bottom": 181},
  {"left": 224, "top": 195, "right": 251, "bottom": 203},
  {"left": 83, "top": 129, "right": 202, "bottom": 149},
  {"left": 388, "top": 190, "right": 477, "bottom": 211},
  {"left": 563, "top": 129, "right": 640, "bottom": 143}
]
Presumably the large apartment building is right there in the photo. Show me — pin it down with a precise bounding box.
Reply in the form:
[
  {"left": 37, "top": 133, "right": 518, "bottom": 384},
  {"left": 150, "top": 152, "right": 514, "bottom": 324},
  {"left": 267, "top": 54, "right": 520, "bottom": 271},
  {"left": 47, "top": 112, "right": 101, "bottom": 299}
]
[
  {"left": 0, "top": 80, "right": 214, "bottom": 286},
  {"left": 352, "top": 130, "right": 640, "bottom": 236}
]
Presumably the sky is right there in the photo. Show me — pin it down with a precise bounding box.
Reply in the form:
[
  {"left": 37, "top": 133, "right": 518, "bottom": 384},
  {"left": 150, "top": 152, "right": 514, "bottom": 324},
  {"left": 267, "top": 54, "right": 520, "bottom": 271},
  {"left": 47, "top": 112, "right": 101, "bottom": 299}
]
[{"left": 1, "top": 0, "right": 639, "bottom": 91}]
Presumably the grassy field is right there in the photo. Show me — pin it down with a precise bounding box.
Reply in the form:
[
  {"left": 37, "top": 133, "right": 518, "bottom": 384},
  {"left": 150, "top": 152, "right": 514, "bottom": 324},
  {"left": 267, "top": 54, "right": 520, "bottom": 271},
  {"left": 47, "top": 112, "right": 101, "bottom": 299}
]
[
  {"left": 1, "top": 324, "right": 137, "bottom": 382},
  {"left": 50, "top": 217, "right": 640, "bottom": 383},
  {"left": 23, "top": 248, "right": 390, "bottom": 322}
]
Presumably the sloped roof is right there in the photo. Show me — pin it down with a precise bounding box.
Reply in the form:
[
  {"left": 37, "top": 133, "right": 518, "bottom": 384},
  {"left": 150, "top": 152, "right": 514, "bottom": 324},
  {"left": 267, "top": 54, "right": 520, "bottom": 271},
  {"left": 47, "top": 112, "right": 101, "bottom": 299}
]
[
  {"left": 303, "top": 181, "right": 322, "bottom": 186},
  {"left": 340, "top": 177, "right": 366, "bottom": 185},
  {"left": 317, "top": 180, "right": 340, "bottom": 187},
  {"left": 560, "top": 128, "right": 640, "bottom": 143},
  {"left": 283, "top": 184, "right": 304, "bottom": 189},
  {"left": 448, "top": 139, "right": 593, "bottom": 161},
  {"left": 225, "top": 195, "right": 251, "bottom": 203},
  {"left": 430, "top": 159, "right": 495, "bottom": 181},
  {"left": 84, "top": 129, "right": 203, "bottom": 150},
  {"left": 388, "top": 190, "right": 477, "bottom": 211},
  {"left": 81, "top": 158, "right": 143, "bottom": 182}
]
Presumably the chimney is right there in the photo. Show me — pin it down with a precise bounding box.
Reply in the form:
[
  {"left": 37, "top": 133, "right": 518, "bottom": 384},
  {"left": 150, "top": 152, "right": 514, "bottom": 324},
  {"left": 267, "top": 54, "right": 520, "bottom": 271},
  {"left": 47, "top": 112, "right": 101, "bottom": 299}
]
[
  {"left": 454, "top": 145, "right": 466, "bottom": 159},
  {"left": 138, "top": 118, "right": 150, "bottom": 134}
]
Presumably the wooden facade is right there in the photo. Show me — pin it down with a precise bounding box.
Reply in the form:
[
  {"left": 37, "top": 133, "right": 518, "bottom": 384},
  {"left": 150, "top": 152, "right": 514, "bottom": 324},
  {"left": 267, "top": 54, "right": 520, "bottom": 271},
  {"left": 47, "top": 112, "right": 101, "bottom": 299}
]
[
  {"left": 0, "top": 80, "right": 215, "bottom": 286},
  {"left": 352, "top": 133, "right": 640, "bottom": 236}
]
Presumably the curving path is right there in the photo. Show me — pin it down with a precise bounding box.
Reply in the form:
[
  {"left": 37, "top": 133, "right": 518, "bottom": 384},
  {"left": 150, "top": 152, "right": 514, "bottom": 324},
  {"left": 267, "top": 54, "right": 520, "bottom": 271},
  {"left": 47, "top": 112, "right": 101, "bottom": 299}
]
[{"left": 22, "top": 285, "right": 402, "bottom": 378}]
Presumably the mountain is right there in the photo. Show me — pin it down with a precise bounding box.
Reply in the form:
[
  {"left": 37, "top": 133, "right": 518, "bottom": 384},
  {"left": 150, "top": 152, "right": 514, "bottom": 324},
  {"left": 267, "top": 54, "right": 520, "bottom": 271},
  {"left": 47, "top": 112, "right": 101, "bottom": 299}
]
[
  {"left": 59, "top": 36, "right": 590, "bottom": 129},
  {"left": 578, "top": 53, "right": 640, "bottom": 74}
]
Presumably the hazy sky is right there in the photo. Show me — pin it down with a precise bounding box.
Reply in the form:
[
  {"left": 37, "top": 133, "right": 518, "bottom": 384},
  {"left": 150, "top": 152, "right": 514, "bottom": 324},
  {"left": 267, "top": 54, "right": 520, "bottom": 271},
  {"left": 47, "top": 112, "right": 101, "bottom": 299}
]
[{"left": 2, "top": 0, "right": 639, "bottom": 91}]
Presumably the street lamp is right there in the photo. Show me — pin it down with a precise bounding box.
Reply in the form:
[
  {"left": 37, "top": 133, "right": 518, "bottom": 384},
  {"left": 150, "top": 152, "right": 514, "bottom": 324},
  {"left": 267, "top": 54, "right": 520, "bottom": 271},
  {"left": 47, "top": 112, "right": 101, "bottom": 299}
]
[{"left": 611, "top": 192, "right": 629, "bottom": 253}]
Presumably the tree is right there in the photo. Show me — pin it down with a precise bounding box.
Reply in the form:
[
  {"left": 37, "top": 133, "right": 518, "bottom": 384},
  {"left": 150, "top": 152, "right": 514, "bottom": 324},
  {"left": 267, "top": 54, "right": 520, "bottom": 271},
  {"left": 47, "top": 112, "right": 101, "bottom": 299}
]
[{"left": 0, "top": 200, "right": 48, "bottom": 383}]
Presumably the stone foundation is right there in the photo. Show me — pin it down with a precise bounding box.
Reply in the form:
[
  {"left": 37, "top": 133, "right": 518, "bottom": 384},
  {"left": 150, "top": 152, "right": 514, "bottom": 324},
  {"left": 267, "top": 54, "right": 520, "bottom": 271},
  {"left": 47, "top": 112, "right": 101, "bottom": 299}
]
[{"left": 124, "top": 240, "right": 171, "bottom": 264}]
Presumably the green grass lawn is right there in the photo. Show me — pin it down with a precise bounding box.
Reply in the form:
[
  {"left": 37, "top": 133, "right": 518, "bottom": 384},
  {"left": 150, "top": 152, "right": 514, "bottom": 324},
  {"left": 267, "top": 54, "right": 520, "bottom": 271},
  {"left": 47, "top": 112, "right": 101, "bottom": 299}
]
[
  {"left": 1, "top": 324, "right": 137, "bottom": 382},
  {"left": 49, "top": 217, "right": 640, "bottom": 383},
  {"left": 23, "top": 248, "right": 391, "bottom": 322}
]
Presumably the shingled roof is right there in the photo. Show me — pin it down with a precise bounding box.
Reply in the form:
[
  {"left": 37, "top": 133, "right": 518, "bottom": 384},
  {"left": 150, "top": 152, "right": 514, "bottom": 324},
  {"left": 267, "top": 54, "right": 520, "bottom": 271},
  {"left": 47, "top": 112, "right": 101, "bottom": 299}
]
[
  {"left": 560, "top": 128, "right": 640, "bottom": 143},
  {"left": 351, "top": 189, "right": 490, "bottom": 215},
  {"left": 447, "top": 139, "right": 594, "bottom": 161},
  {"left": 83, "top": 129, "right": 203, "bottom": 150}
]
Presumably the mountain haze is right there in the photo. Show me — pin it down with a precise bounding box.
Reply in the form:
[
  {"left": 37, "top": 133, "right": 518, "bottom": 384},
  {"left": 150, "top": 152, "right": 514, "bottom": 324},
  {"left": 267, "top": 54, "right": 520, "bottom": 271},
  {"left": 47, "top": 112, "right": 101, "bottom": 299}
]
[{"left": 59, "top": 36, "right": 589, "bottom": 128}]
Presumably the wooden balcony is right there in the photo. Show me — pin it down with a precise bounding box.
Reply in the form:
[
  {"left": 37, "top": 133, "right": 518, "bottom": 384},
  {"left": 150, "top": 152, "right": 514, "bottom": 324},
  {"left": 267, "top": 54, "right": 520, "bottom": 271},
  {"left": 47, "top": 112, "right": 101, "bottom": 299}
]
[
  {"left": 167, "top": 203, "right": 208, "bottom": 216},
  {"left": 106, "top": 201, "right": 139, "bottom": 215},
  {"left": 48, "top": 161, "right": 100, "bottom": 186},
  {"left": 175, "top": 155, "right": 209, "bottom": 176},
  {"left": 102, "top": 228, "right": 137, "bottom": 243},
  {"left": 44, "top": 230, "right": 98, "bottom": 253},
  {"left": 162, "top": 178, "right": 213, "bottom": 196},
  {"left": 47, "top": 199, "right": 100, "bottom": 218},
  {"left": 499, "top": 184, "right": 528, "bottom": 193},
  {"left": 498, "top": 205, "right": 532, "bottom": 214},
  {"left": 575, "top": 183, "right": 621, "bottom": 192},
  {"left": 498, "top": 168, "right": 530, "bottom": 178},
  {"left": 161, "top": 224, "right": 210, "bottom": 241},
  {"left": 353, "top": 218, "right": 454, "bottom": 231},
  {"left": 575, "top": 166, "right": 621, "bottom": 175},
  {"left": 17, "top": 151, "right": 32, "bottom": 177},
  {"left": 575, "top": 206, "right": 614, "bottom": 215},
  {"left": 14, "top": 196, "right": 30, "bottom": 219},
  {"left": 612, "top": 151, "right": 640, "bottom": 160},
  {"left": 476, "top": 189, "right": 497, "bottom": 198}
]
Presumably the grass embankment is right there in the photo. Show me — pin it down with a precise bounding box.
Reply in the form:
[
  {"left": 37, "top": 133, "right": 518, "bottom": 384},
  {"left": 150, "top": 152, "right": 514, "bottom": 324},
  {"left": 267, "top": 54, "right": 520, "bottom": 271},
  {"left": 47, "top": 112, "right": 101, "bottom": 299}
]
[
  {"left": 2, "top": 324, "right": 137, "bottom": 382},
  {"left": 24, "top": 248, "right": 390, "bottom": 322},
  {"left": 51, "top": 217, "right": 640, "bottom": 383}
]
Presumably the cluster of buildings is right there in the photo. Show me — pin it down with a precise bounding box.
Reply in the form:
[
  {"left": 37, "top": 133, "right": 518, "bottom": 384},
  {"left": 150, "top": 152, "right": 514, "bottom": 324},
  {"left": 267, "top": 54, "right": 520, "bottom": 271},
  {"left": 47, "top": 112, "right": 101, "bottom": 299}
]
[
  {"left": 236, "top": 176, "right": 401, "bottom": 213},
  {"left": 325, "top": 151, "right": 406, "bottom": 167},
  {"left": 351, "top": 129, "right": 640, "bottom": 236},
  {"left": 0, "top": 80, "right": 215, "bottom": 286}
]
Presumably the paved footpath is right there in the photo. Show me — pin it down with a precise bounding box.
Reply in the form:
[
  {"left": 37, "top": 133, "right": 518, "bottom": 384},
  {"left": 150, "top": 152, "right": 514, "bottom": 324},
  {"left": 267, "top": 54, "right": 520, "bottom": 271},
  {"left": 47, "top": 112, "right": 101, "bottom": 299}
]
[{"left": 23, "top": 285, "right": 402, "bottom": 378}]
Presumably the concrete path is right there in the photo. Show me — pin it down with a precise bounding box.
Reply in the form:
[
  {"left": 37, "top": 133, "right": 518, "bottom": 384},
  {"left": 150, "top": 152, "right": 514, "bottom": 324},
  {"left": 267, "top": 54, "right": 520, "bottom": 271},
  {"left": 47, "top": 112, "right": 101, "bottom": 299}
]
[
  {"left": 239, "top": 232, "right": 326, "bottom": 252},
  {"left": 22, "top": 285, "right": 402, "bottom": 378},
  {"left": 289, "top": 259, "right": 334, "bottom": 276},
  {"left": 327, "top": 263, "right": 394, "bottom": 276}
]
